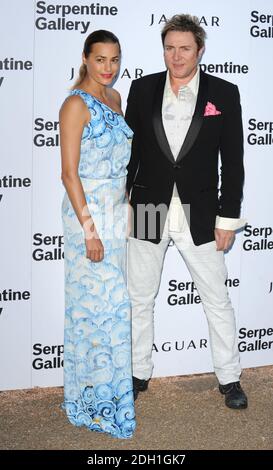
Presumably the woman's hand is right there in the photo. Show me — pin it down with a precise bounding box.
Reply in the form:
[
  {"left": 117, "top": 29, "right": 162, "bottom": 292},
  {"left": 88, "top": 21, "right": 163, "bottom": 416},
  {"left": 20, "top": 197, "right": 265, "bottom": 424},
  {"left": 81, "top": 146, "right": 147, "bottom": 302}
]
[{"left": 84, "top": 225, "right": 104, "bottom": 262}]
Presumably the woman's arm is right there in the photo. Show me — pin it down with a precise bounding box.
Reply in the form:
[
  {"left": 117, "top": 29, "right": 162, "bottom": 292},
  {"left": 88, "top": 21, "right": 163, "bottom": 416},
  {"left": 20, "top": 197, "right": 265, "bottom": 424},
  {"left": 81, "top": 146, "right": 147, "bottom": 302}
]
[{"left": 60, "top": 95, "right": 104, "bottom": 262}]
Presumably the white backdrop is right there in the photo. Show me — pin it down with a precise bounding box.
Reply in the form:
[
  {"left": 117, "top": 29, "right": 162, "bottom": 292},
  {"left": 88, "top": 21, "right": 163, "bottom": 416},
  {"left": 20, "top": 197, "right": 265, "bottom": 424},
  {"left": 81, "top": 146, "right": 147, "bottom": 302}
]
[{"left": 0, "top": 0, "right": 272, "bottom": 390}]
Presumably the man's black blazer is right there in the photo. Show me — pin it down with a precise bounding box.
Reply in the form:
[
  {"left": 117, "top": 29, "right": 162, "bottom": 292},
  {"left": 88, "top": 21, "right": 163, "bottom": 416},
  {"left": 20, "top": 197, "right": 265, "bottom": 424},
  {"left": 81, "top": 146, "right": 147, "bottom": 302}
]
[{"left": 125, "top": 69, "right": 244, "bottom": 245}]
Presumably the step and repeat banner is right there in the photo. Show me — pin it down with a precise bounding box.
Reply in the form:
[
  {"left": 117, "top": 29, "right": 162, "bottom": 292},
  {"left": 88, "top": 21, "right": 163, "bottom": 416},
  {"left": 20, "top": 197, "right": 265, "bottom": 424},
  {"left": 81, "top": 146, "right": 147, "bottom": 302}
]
[{"left": 0, "top": 0, "right": 272, "bottom": 390}]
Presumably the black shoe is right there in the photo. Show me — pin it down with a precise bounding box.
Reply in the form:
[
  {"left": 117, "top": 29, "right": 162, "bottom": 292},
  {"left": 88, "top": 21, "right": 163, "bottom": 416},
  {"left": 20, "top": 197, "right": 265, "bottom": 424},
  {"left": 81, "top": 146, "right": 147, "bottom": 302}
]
[
  {"left": 133, "top": 376, "right": 149, "bottom": 400},
  {"left": 219, "top": 381, "right": 248, "bottom": 409}
]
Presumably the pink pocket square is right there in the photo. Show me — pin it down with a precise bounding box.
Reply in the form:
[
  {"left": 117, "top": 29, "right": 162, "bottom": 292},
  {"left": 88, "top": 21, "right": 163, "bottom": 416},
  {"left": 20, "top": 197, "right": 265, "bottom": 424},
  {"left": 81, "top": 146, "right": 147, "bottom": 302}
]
[{"left": 204, "top": 101, "right": 221, "bottom": 116}]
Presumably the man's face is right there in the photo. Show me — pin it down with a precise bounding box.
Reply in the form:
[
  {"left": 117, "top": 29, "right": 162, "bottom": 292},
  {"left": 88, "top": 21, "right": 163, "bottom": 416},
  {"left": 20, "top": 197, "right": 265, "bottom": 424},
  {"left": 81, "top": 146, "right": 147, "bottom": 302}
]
[{"left": 163, "top": 30, "right": 203, "bottom": 83}]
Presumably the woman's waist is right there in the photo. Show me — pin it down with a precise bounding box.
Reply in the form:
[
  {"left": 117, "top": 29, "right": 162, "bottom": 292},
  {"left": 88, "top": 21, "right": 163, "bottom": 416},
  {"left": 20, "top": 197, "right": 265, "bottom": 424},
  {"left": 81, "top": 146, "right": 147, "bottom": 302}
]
[
  {"left": 80, "top": 176, "right": 127, "bottom": 202},
  {"left": 79, "top": 175, "right": 126, "bottom": 187}
]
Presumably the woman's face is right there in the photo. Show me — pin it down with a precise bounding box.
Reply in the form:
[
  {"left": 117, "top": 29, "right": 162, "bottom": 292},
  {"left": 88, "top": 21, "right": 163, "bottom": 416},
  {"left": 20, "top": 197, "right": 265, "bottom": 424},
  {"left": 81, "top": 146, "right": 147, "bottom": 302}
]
[{"left": 83, "top": 41, "right": 120, "bottom": 86}]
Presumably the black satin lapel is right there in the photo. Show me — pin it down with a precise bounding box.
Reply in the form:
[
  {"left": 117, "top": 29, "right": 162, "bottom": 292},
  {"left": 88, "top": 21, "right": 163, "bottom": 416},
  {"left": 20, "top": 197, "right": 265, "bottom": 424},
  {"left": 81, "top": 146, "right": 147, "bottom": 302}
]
[
  {"left": 152, "top": 72, "right": 175, "bottom": 164},
  {"left": 176, "top": 71, "right": 209, "bottom": 163}
]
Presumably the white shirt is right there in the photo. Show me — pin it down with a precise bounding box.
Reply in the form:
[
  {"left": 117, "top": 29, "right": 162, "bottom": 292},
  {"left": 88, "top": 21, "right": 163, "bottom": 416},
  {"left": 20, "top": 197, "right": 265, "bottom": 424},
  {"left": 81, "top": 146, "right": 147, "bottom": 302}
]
[{"left": 162, "top": 69, "right": 246, "bottom": 231}]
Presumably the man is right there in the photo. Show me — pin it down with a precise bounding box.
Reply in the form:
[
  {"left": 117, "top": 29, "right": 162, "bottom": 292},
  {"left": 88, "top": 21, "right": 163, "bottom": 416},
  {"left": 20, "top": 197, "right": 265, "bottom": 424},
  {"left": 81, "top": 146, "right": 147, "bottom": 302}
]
[{"left": 125, "top": 14, "right": 247, "bottom": 409}]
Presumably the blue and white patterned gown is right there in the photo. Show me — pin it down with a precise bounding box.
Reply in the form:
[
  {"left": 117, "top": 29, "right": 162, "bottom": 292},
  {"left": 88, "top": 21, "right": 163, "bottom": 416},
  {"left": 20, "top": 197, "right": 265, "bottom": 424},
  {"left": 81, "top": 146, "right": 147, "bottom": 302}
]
[{"left": 62, "top": 89, "right": 136, "bottom": 439}]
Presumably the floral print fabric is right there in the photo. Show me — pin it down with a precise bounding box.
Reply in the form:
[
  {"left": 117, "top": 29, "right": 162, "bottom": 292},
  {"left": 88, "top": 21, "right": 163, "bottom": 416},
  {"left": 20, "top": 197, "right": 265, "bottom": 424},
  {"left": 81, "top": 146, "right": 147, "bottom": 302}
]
[{"left": 62, "top": 90, "right": 135, "bottom": 438}]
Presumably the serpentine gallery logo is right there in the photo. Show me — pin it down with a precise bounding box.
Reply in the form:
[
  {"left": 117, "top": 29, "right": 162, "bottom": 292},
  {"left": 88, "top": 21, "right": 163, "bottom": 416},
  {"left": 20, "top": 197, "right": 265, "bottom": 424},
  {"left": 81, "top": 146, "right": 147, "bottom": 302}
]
[
  {"left": 32, "top": 233, "right": 64, "bottom": 261},
  {"left": 247, "top": 118, "right": 273, "bottom": 145},
  {"left": 0, "top": 289, "right": 31, "bottom": 316},
  {"left": 35, "top": 1, "right": 118, "bottom": 34},
  {"left": 243, "top": 225, "right": 273, "bottom": 251},
  {"left": 167, "top": 278, "right": 240, "bottom": 307},
  {"left": 200, "top": 62, "right": 249, "bottom": 75},
  {"left": 34, "top": 117, "right": 60, "bottom": 147},
  {"left": 238, "top": 327, "right": 273, "bottom": 352},
  {"left": 0, "top": 58, "right": 33, "bottom": 88},
  {"left": 250, "top": 10, "right": 273, "bottom": 37},
  {"left": 32, "top": 343, "right": 64, "bottom": 369},
  {"left": 0, "top": 175, "right": 31, "bottom": 204}
]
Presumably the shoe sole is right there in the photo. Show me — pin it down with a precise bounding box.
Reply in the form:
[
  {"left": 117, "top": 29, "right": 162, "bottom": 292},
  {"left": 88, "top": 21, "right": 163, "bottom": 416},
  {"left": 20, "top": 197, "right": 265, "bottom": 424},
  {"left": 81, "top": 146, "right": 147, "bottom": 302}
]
[{"left": 226, "top": 402, "right": 248, "bottom": 409}]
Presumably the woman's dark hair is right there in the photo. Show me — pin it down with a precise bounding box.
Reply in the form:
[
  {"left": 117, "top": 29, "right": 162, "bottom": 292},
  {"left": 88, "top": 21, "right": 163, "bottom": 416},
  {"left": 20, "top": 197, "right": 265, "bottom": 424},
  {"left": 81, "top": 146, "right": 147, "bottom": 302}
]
[{"left": 73, "top": 30, "right": 121, "bottom": 88}]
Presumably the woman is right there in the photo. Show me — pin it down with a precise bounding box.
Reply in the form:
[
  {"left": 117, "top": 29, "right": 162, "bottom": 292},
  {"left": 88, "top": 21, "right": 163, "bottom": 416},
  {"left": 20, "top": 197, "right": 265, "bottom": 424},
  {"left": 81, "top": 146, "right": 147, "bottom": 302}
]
[{"left": 60, "top": 30, "right": 135, "bottom": 439}]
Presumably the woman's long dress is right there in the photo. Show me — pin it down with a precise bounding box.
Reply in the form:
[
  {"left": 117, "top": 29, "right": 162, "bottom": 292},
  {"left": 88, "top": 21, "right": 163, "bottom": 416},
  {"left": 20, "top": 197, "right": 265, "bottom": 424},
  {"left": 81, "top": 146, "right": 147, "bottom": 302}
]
[{"left": 62, "top": 89, "right": 136, "bottom": 439}]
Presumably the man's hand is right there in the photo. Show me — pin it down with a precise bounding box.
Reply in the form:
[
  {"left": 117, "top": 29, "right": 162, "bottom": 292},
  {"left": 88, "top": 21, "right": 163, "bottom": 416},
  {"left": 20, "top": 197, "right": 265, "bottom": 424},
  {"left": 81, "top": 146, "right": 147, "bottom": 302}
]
[{"left": 214, "top": 228, "right": 235, "bottom": 251}]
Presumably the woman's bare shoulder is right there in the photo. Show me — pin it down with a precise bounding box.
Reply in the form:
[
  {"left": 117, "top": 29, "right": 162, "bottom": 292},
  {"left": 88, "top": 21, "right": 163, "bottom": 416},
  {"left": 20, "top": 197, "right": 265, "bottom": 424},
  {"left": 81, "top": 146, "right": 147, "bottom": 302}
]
[
  {"left": 109, "top": 88, "right": 121, "bottom": 107},
  {"left": 60, "top": 94, "right": 86, "bottom": 115}
]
